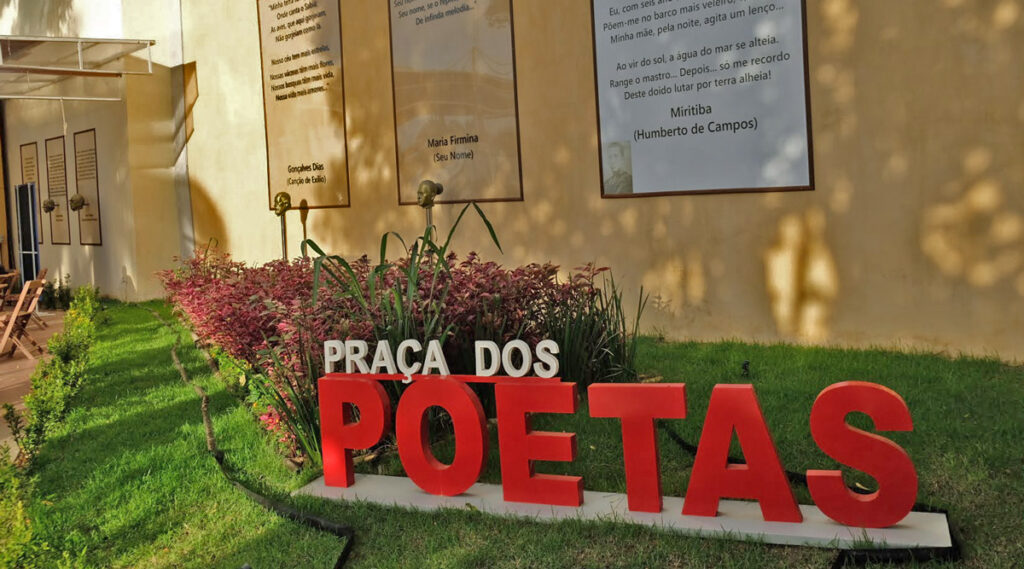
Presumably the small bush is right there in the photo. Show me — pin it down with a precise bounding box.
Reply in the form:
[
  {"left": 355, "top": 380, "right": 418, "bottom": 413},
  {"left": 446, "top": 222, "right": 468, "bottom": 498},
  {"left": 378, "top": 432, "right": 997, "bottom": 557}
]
[
  {"left": 14, "top": 356, "right": 86, "bottom": 458},
  {"left": 0, "top": 286, "right": 97, "bottom": 568},
  {"left": 159, "top": 248, "right": 312, "bottom": 365},
  {"left": 69, "top": 286, "right": 99, "bottom": 321},
  {"left": 5, "top": 287, "right": 98, "bottom": 463},
  {"left": 0, "top": 447, "right": 34, "bottom": 568},
  {"left": 47, "top": 324, "right": 91, "bottom": 364},
  {"left": 0, "top": 448, "right": 86, "bottom": 568},
  {"left": 40, "top": 274, "right": 73, "bottom": 311}
]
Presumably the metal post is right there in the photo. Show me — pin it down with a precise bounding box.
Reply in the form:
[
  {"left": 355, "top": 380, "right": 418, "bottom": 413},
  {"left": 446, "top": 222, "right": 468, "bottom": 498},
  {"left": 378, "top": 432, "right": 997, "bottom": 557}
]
[{"left": 280, "top": 215, "right": 288, "bottom": 260}]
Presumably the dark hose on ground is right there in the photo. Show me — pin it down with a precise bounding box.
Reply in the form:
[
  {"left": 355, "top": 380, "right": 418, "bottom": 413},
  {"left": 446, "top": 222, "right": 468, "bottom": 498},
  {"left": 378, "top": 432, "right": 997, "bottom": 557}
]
[{"left": 151, "top": 310, "right": 355, "bottom": 569}]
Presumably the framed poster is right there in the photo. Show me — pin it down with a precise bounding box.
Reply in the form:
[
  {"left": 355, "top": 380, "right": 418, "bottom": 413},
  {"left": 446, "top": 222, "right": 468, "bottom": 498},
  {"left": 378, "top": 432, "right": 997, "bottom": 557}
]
[
  {"left": 592, "top": 0, "right": 813, "bottom": 197},
  {"left": 257, "top": 0, "right": 351, "bottom": 209},
  {"left": 74, "top": 129, "right": 103, "bottom": 246},
  {"left": 19, "top": 142, "right": 43, "bottom": 244},
  {"left": 389, "top": 0, "right": 524, "bottom": 204},
  {"left": 44, "top": 136, "right": 71, "bottom": 245}
]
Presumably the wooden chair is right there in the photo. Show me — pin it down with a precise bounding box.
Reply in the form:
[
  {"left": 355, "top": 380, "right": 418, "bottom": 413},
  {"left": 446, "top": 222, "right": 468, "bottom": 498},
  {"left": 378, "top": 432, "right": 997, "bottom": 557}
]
[
  {"left": 0, "top": 270, "right": 20, "bottom": 308},
  {"left": 0, "top": 279, "right": 46, "bottom": 360},
  {"left": 0, "top": 272, "right": 18, "bottom": 308},
  {"left": 30, "top": 269, "right": 48, "bottom": 330}
]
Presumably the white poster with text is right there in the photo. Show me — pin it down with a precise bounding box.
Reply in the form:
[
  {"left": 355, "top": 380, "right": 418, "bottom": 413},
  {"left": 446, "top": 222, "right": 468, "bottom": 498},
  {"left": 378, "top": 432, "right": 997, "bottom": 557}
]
[{"left": 593, "top": 0, "right": 812, "bottom": 196}]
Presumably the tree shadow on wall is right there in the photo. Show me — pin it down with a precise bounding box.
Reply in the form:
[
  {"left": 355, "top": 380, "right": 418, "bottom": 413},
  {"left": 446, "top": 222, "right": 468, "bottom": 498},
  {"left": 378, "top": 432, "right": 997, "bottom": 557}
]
[{"left": 0, "top": 0, "right": 77, "bottom": 36}]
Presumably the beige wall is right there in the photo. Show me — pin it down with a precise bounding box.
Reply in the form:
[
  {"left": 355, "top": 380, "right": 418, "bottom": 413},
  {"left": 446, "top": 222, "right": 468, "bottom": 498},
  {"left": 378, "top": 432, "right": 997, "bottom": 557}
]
[
  {"left": 122, "top": 0, "right": 190, "bottom": 299},
  {"left": 180, "top": 0, "right": 281, "bottom": 263},
  {"left": 181, "top": 0, "right": 1024, "bottom": 361}
]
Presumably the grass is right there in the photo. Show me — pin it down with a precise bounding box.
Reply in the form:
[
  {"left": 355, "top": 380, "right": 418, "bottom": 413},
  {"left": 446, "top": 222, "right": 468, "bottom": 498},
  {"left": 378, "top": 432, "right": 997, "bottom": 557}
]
[
  {"left": 18, "top": 302, "right": 340, "bottom": 568},
  {"left": 14, "top": 302, "right": 1024, "bottom": 568}
]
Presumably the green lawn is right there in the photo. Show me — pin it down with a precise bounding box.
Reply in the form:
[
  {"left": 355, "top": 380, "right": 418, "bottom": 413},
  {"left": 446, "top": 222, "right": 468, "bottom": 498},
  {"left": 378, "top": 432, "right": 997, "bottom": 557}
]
[{"left": 17, "top": 301, "right": 1024, "bottom": 568}]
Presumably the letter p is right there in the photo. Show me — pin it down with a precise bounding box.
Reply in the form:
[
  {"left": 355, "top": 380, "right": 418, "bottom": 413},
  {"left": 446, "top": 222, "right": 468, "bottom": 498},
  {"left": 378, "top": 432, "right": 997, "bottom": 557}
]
[
  {"left": 319, "top": 375, "right": 391, "bottom": 487},
  {"left": 323, "top": 340, "right": 344, "bottom": 373}
]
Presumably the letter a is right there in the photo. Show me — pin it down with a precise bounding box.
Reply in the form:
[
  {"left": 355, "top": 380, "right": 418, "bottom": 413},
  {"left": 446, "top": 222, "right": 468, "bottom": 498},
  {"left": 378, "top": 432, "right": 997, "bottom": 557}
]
[{"left": 682, "top": 385, "right": 802, "bottom": 522}]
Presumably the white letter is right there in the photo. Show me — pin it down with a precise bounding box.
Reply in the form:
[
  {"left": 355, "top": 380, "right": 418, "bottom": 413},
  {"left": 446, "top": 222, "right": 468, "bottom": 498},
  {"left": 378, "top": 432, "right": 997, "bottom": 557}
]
[
  {"left": 396, "top": 339, "right": 423, "bottom": 376},
  {"left": 344, "top": 340, "right": 370, "bottom": 373},
  {"left": 475, "top": 341, "right": 500, "bottom": 376},
  {"left": 323, "top": 340, "right": 344, "bottom": 373},
  {"left": 501, "top": 340, "right": 532, "bottom": 378},
  {"left": 370, "top": 340, "right": 397, "bottom": 374},
  {"left": 423, "top": 340, "right": 451, "bottom": 376},
  {"left": 533, "top": 339, "right": 560, "bottom": 378}
]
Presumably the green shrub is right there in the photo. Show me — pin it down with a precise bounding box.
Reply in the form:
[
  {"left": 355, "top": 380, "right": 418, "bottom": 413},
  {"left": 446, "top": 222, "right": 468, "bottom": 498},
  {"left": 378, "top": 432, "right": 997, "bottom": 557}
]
[
  {"left": 6, "top": 287, "right": 99, "bottom": 462},
  {"left": 17, "top": 359, "right": 85, "bottom": 456},
  {"left": 69, "top": 286, "right": 100, "bottom": 320},
  {"left": 47, "top": 323, "right": 91, "bottom": 364},
  {"left": 0, "top": 287, "right": 98, "bottom": 567},
  {"left": 0, "top": 448, "right": 86, "bottom": 568},
  {"left": 0, "top": 448, "right": 34, "bottom": 568}
]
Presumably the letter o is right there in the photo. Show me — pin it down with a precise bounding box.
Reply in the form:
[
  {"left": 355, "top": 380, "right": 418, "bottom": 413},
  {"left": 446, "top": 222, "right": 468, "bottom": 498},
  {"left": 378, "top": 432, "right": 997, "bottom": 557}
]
[
  {"left": 396, "top": 379, "right": 488, "bottom": 496},
  {"left": 501, "top": 340, "right": 532, "bottom": 377}
]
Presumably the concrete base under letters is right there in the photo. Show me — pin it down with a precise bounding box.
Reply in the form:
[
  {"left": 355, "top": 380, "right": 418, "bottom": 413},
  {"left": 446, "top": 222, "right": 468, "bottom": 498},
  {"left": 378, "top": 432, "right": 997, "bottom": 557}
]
[{"left": 294, "top": 474, "right": 952, "bottom": 550}]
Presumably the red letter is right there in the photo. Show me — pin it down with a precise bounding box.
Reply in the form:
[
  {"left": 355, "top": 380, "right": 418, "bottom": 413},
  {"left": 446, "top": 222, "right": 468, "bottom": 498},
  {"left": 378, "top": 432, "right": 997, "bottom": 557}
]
[
  {"left": 495, "top": 382, "right": 582, "bottom": 506},
  {"left": 319, "top": 375, "right": 391, "bottom": 487},
  {"left": 589, "top": 383, "right": 687, "bottom": 513},
  {"left": 807, "top": 381, "right": 917, "bottom": 528},
  {"left": 682, "top": 384, "right": 802, "bottom": 522},
  {"left": 396, "top": 379, "right": 488, "bottom": 496}
]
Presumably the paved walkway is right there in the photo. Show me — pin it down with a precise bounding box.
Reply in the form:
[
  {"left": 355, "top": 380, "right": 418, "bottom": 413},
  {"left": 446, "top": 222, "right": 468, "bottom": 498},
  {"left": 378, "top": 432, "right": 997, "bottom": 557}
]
[{"left": 0, "top": 310, "right": 65, "bottom": 458}]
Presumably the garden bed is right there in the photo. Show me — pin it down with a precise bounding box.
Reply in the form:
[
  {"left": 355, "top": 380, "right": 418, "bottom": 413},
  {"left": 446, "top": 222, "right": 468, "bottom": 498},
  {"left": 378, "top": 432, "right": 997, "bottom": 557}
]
[{"left": 4, "top": 301, "right": 1022, "bottom": 568}]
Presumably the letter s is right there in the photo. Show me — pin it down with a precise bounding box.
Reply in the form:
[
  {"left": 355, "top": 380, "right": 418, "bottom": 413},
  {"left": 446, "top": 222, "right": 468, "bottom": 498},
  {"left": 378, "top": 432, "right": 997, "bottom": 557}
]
[{"left": 807, "top": 381, "right": 917, "bottom": 528}]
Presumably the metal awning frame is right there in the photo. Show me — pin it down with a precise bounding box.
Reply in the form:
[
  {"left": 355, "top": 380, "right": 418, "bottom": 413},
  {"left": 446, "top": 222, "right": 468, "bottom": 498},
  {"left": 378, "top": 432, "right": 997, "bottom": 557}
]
[{"left": 0, "top": 36, "right": 155, "bottom": 102}]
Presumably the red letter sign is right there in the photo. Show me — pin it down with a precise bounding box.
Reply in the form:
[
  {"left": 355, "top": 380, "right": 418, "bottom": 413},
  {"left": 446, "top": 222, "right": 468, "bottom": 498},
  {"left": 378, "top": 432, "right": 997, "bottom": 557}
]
[
  {"left": 319, "top": 375, "right": 391, "bottom": 487},
  {"left": 807, "top": 381, "right": 918, "bottom": 528},
  {"left": 396, "top": 379, "right": 489, "bottom": 496},
  {"left": 682, "top": 384, "right": 802, "bottom": 522},
  {"left": 589, "top": 383, "right": 687, "bottom": 513},
  {"left": 495, "top": 382, "right": 582, "bottom": 507}
]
